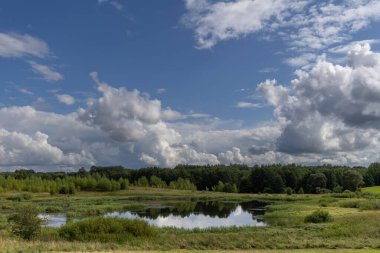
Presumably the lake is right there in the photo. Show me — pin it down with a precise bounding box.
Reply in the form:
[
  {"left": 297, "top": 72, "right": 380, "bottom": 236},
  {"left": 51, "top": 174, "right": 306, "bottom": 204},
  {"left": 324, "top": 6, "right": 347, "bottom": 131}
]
[{"left": 42, "top": 201, "right": 267, "bottom": 229}]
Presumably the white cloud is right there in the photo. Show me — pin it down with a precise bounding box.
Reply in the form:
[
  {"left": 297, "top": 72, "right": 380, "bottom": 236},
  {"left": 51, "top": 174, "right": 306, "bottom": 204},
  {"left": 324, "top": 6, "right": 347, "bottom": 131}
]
[
  {"left": 98, "top": 0, "right": 123, "bottom": 10},
  {"left": 183, "top": 0, "right": 380, "bottom": 66},
  {"left": 259, "top": 43, "right": 380, "bottom": 165},
  {"left": 259, "top": 67, "right": 278, "bottom": 73},
  {"left": 0, "top": 106, "right": 111, "bottom": 169},
  {"left": 157, "top": 88, "right": 167, "bottom": 94},
  {"left": 0, "top": 128, "right": 93, "bottom": 167},
  {"left": 162, "top": 108, "right": 183, "bottom": 121},
  {"left": 0, "top": 33, "right": 49, "bottom": 58},
  {"left": 78, "top": 72, "right": 218, "bottom": 167},
  {"left": 33, "top": 97, "right": 50, "bottom": 111},
  {"left": 285, "top": 53, "right": 317, "bottom": 68},
  {"left": 28, "top": 61, "right": 63, "bottom": 82},
  {"left": 285, "top": 0, "right": 380, "bottom": 51},
  {"left": 257, "top": 79, "right": 289, "bottom": 107},
  {"left": 4, "top": 47, "right": 380, "bottom": 170},
  {"left": 17, "top": 87, "right": 33, "bottom": 95},
  {"left": 183, "top": 0, "right": 306, "bottom": 49},
  {"left": 235, "top": 102, "right": 263, "bottom": 108},
  {"left": 329, "top": 40, "right": 380, "bottom": 54},
  {"left": 56, "top": 94, "right": 75, "bottom": 105},
  {"left": 140, "top": 153, "right": 160, "bottom": 166},
  {"left": 80, "top": 72, "right": 167, "bottom": 142}
]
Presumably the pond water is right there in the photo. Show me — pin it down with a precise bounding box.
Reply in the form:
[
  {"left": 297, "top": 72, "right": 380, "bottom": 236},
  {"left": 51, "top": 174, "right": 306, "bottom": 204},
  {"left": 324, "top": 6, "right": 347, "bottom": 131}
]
[
  {"left": 42, "top": 201, "right": 267, "bottom": 229},
  {"left": 39, "top": 214, "right": 67, "bottom": 228}
]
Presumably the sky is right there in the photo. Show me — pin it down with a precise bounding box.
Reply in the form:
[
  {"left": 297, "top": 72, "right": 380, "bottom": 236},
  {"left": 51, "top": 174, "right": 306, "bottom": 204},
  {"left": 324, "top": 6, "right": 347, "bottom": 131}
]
[{"left": 1, "top": 0, "right": 380, "bottom": 171}]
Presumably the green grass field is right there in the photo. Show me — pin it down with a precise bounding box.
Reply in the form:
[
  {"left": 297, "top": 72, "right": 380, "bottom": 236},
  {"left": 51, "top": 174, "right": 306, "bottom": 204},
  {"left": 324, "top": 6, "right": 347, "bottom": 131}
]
[
  {"left": 53, "top": 250, "right": 380, "bottom": 253},
  {"left": 362, "top": 186, "right": 380, "bottom": 193},
  {"left": 0, "top": 187, "right": 379, "bottom": 252}
]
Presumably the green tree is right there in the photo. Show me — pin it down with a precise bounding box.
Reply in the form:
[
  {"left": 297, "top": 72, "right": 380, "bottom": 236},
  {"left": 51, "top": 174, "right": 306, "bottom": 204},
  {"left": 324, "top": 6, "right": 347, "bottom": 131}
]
[
  {"left": 96, "top": 177, "right": 112, "bottom": 191},
  {"left": 342, "top": 170, "right": 363, "bottom": 191},
  {"left": 224, "top": 183, "right": 238, "bottom": 193},
  {"left": 212, "top": 181, "right": 225, "bottom": 192},
  {"left": 150, "top": 176, "right": 167, "bottom": 188},
  {"left": 307, "top": 173, "right": 327, "bottom": 193},
  {"left": 8, "top": 204, "right": 43, "bottom": 240},
  {"left": 136, "top": 176, "right": 150, "bottom": 187}
]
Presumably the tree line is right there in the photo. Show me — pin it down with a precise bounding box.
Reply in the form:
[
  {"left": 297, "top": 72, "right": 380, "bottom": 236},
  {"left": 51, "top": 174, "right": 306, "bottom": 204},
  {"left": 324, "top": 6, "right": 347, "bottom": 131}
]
[{"left": 1, "top": 163, "right": 380, "bottom": 194}]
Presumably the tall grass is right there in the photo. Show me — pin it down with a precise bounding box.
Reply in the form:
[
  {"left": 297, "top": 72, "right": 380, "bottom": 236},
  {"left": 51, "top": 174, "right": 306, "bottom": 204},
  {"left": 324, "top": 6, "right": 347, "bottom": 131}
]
[{"left": 58, "top": 217, "right": 156, "bottom": 242}]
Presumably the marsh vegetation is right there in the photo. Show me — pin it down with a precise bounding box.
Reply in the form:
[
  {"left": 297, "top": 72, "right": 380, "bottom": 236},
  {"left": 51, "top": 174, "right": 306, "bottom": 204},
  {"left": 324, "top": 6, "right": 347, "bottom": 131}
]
[{"left": 0, "top": 165, "right": 379, "bottom": 252}]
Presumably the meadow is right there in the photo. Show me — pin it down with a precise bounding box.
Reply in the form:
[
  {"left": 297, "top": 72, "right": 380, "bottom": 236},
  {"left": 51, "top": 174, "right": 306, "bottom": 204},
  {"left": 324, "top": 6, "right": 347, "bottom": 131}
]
[{"left": 0, "top": 187, "right": 379, "bottom": 253}]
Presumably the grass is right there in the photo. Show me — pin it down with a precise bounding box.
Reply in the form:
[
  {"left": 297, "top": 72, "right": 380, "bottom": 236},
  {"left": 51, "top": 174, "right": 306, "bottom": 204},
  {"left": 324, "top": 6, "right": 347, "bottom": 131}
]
[
  {"left": 362, "top": 186, "right": 380, "bottom": 193},
  {"left": 59, "top": 217, "right": 156, "bottom": 242},
  {"left": 0, "top": 187, "right": 378, "bottom": 252},
  {"left": 49, "top": 251, "right": 380, "bottom": 253}
]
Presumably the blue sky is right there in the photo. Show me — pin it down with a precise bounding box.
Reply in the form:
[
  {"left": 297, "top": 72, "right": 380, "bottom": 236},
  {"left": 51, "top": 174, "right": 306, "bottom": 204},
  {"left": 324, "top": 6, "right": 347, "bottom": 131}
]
[{"left": 1, "top": 0, "right": 380, "bottom": 170}]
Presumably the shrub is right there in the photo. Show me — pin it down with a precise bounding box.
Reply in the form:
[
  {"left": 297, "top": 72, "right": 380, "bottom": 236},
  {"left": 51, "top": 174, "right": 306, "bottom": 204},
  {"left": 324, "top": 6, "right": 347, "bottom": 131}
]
[
  {"left": 297, "top": 187, "right": 304, "bottom": 194},
  {"left": 6, "top": 195, "right": 23, "bottom": 202},
  {"left": 59, "top": 217, "right": 156, "bottom": 242},
  {"left": 45, "top": 206, "right": 62, "bottom": 213},
  {"left": 339, "top": 200, "right": 362, "bottom": 208},
  {"left": 8, "top": 204, "right": 43, "bottom": 240},
  {"left": 333, "top": 185, "right": 343, "bottom": 193},
  {"left": 20, "top": 193, "right": 32, "bottom": 200},
  {"left": 316, "top": 187, "right": 331, "bottom": 194},
  {"left": 304, "top": 210, "right": 332, "bottom": 223},
  {"left": 285, "top": 187, "right": 293, "bottom": 195},
  {"left": 59, "top": 185, "right": 76, "bottom": 195}
]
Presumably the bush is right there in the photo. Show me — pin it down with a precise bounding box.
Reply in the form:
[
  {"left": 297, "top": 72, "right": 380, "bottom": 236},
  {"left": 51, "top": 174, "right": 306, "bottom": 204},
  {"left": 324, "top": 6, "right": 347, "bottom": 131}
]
[
  {"left": 316, "top": 187, "right": 331, "bottom": 194},
  {"left": 59, "top": 185, "right": 76, "bottom": 194},
  {"left": 8, "top": 204, "right": 43, "bottom": 240},
  {"left": 59, "top": 217, "right": 156, "bottom": 242},
  {"left": 339, "top": 200, "right": 361, "bottom": 208},
  {"left": 333, "top": 185, "right": 343, "bottom": 193},
  {"left": 297, "top": 187, "right": 304, "bottom": 194},
  {"left": 304, "top": 210, "right": 332, "bottom": 223},
  {"left": 45, "top": 206, "right": 62, "bottom": 213},
  {"left": 285, "top": 187, "right": 294, "bottom": 195}
]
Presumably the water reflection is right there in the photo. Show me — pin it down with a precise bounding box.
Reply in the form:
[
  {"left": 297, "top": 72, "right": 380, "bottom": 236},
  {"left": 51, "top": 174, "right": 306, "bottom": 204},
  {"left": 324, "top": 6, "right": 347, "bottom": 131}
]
[
  {"left": 41, "top": 201, "right": 267, "bottom": 229},
  {"left": 106, "top": 201, "right": 267, "bottom": 229},
  {"left": 106, "top": 205, "right": 265, "bottom": 229},
  {"left": 39, "top": 214, "right": 66, "bottom": 227}
]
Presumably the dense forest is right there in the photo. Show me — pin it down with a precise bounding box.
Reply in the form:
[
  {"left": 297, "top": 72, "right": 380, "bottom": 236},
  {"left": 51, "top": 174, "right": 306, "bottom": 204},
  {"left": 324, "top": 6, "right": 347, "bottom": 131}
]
[{"left": 1, "top": 163, "right": 380, "bottom": 195}]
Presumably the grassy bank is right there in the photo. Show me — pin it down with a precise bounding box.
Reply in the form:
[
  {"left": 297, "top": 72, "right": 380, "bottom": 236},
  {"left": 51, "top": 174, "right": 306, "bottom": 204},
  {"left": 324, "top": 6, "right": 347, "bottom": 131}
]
[
  {"left": 362, "top": 186, "right": 380, "bottom": 193},
  {"left": 0, "top": 187, "right": 379, "bottom": 252}
]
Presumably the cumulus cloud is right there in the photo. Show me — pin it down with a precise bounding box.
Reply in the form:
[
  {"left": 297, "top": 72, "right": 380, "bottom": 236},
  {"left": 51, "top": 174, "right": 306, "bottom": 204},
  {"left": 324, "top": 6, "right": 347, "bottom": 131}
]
[
  {"left": 79, "top": 72, "right": 170, "bottom": 141},
  {"left": 0, "top": 106, "right": 115, "bottom": 170},
  {"left": 257, "top": 79, "right": 289, "bottom": 107},
  {"left": 0, "top": 128, "right": 93, "bottom": 166},
  {"left": 0, "top": 32, "right": 49, "bottom": 58},
  {"left": 28, "top": 61, "right": 63, "bottom": 82},
  {"left": 258, "top": 43, "right": 380, "bottom": 165},
  {"left": 56, "top": 94, "right": 75, "bottom": 105},
  {"left": 76, "top": 72, "right": 219, "bottom": 167},
  {"left": 5, "top": 45, "right": 380, "bottom": 170}
]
